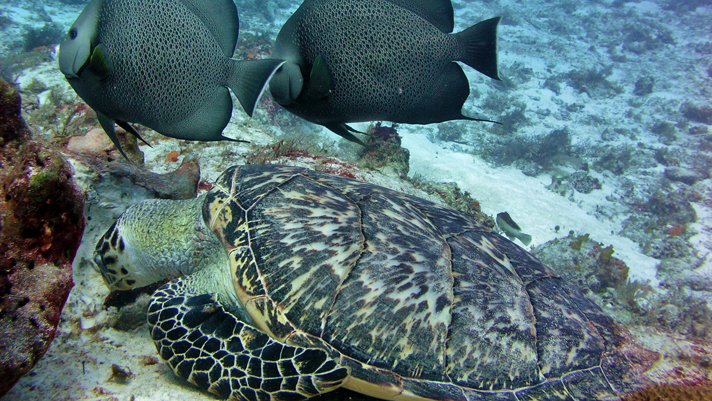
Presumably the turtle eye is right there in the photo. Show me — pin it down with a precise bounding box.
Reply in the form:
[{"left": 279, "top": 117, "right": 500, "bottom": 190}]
[{"left": 69, "top": 28, "right": 78, "bottom": 40}]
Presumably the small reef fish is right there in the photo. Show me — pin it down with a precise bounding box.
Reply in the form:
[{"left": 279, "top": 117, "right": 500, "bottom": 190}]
[
  {"left": 269, "top": 0, "right": 501, "bottom": 146},
  {"left": 497, "top": 212, "right": 532, "bottom": 246},
  {"left": 58, "top": 0, "right": 283, "bottom": 159}
]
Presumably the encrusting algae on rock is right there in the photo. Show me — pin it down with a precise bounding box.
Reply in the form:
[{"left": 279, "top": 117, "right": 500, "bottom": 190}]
[{"left": 0, "top": 78, "right": 85, "bottom": 396}]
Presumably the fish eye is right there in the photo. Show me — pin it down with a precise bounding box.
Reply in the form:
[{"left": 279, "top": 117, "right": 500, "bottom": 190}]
[{"left": 69, "top": 28, "right": 78, "bottom": 40}]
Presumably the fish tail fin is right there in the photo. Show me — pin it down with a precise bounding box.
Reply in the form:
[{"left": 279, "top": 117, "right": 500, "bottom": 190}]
[
  {"left": 228, "top": 59, "right": 285, "bottom": 117},
  {"left": 517, "top": 233, "right": 533, "bottom": 247},
  {"left": 455, "top": 16, "right": 501, "bottom": 80}
]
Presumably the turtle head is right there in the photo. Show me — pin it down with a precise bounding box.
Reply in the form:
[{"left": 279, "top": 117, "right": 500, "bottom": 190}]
[
  {"left": 92, "top": 197, "right": 221, "bottom": 292},
  {"left": 93, "top": 219, "right": 153, "bottom": 291}
]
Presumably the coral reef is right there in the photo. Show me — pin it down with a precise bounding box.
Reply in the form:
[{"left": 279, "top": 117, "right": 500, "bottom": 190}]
[
  {"left": 408, "top": 176, "right": 495, "bottom": 229},
  {"left": 531, "top": 232, "right": 630, "bottom": 295},
  {"left": 0, "top": 79, "right": 85, "bottom": 396},
  {"left": 358, "top": 123, "right": 410, "bottom": 178}
]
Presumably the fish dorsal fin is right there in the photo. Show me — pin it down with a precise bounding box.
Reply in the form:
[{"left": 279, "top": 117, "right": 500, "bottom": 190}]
[
  {"left": 178, "top": 0, "right": 239, "bottom": 57},
  {"left": 498, "top": 212, "right": 521, "bottom": 230},
  {"left": 385, "top": 0, "right": 454, "bottom": 33},
  {"left": 303, "top": 54, "right": 333, "bottom": 100}
]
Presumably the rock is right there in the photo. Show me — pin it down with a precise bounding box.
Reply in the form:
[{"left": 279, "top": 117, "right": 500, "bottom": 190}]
[
  {"left": 665, "top": 166, "right": 705, "bottom": 185},
  {"left": 70, "top": 153, "right": 201, "bottom": 201},
  {"left": 0, "top": 79, "right": 85, "bottom": 397},
  {"left": 66, "top": 126, "right": 144, "bottom": 165},
  {"left": 633, "top": 76, "right": 655, "bottom": 96},
  {"left": 66, "top": 128, "right": 115, "bottom": 154}
]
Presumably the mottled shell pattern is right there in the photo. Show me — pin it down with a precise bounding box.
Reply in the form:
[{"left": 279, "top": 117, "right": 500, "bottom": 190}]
[{"left": 197, "top": 164, "right": 633, "bottom": 401}]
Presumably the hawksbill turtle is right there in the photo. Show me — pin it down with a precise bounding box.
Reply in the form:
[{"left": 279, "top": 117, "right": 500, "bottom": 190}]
[{"left": 93, "top": 164, "right": 645, "bottom": 401}]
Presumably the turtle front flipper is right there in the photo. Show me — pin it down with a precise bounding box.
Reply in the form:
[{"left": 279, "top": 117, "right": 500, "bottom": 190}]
[{"left": 148, "top": 277, "right": 349, "bottom": 400}]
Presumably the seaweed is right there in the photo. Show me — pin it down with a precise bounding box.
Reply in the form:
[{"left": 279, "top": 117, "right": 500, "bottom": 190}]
[{"left": 613, "top": 278, "right": 652, "bottom": 310}]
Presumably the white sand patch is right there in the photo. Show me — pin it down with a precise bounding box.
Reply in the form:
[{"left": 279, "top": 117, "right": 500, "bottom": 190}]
[{"left": 402, "top": 131, "right": 660, "bottom": 284}]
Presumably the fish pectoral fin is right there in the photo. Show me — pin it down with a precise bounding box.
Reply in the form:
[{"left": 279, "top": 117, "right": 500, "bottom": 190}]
[
  {"left": 269, "top": 61, "right": 304, "bottom": 105},
  {"left": 115, "top": 120, "right": 151, "bottom": 147},
  {"left": 89, "top": 44, "right": 112, "bottom": 80},
  {"left": 323, "top": 123, "right": 370, "bottom": 148},
  {"left": 96, "top": 112, "right": 130, "bottom": 161},
  {"left": 303, "top": 54, "right": 333, "bottom": 101}
]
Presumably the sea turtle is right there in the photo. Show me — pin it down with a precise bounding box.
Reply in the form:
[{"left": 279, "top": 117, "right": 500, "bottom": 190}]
[{"left": 93, "top": 164, "right": 643, "bottom": 401}]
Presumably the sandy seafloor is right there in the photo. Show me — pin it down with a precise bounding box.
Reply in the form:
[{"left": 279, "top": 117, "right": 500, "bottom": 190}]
[{"left": 1, "top": 0, "right": 712, "bottom": 399}]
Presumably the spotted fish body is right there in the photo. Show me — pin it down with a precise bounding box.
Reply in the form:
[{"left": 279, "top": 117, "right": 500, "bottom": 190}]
[
  {"left": 269, "top": 0, "right": 501, "bottom": 145},
  {"left": 94, "top": 164, "right": 645, "bottom": 401},
  {"left": 58, "top": 0, "right": 283, "bottom": 159}
]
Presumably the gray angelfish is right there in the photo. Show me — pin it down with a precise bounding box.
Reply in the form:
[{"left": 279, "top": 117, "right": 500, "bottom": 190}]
[
  {"left": 58, "top": 0, "right": 284, "bottom": 159},
  {"left": 497, "top": 212, "right": 532, "bottom": 246},
  {"left": 269, "top": 0, "right": 501, "bottom": 146}
]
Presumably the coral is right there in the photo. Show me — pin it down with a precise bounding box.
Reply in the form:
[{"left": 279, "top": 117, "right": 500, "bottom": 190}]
[
  {"left": 408, "top": 176, "right": 495, "bottom": 229},
  {"left": 475, "top": 127, "right": 573, "bottom": 177},
  {"left": 532, "top": 232, "right": 629, "bottom": 294},
  {"left": 651, "top": 121, "right": 678, "bottom": 144},
  {"left": 680, "top": 102, "right": 712, "bottom": 125},
  {"left": 358, "top": 123, "right": 410, "bottom": 178},
  {"left": 72, "top": 149, "right": 201, "bottom": 201},
  {"left": 593, "top": 144, "right": 635, "bottom": 175},
  {"left": 22, "top": 78, "right": 48, "bottom": 94},
  {"left": 568, "top": 171, "right": 602, "bottom": 194},
  {"left": 0, "top": 12, "right": 12, "bottom": 31},
  {"left": 0, "top": 79, "right": 85, "bottom": 396},
  {"left": 621, "top": 21, "right": 676, "bottom": 54},
  {"left": 0, "top": 48, "right": 54, "bottom": 83},
  {"left": 432, "top": 122, "right": 467, "bottom": 143},
  {"left": 565, "top": 65, "right": 624, "bottom": 99},
  {"left": 633, "top": 76, "right": 655, "bottom": 96}
]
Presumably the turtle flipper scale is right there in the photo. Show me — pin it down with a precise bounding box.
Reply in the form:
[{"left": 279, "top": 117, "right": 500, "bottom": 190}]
[{"left": 147, "top": 277, "right": 349, "bottom": 400}]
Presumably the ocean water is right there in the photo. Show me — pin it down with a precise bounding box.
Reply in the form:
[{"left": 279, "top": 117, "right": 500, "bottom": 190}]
[{"left": 1, "top": 0, "right": 711, "bottom": 399}]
